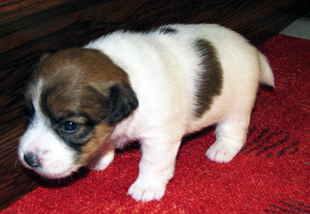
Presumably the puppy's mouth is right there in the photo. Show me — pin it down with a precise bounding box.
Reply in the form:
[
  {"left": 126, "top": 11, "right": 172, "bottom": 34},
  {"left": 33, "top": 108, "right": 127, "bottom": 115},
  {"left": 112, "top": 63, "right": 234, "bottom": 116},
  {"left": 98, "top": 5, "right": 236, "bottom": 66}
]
[{"left": 35, "top": 165, "right": 81, "bottom": 179}]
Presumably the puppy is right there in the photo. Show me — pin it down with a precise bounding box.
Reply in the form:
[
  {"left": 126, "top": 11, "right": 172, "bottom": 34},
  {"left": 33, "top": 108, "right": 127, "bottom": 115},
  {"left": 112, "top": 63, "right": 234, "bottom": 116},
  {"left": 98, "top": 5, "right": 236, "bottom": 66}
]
[{"left": 18, "top": 24, "right": 274, "bottom": 202}]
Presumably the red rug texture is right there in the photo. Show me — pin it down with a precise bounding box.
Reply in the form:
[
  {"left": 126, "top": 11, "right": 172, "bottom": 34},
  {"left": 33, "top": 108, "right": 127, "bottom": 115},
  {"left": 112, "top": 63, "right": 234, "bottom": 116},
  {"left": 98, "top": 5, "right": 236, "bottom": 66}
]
[{"left": 2, "top": 34, "right": 310, "bottom": 213}]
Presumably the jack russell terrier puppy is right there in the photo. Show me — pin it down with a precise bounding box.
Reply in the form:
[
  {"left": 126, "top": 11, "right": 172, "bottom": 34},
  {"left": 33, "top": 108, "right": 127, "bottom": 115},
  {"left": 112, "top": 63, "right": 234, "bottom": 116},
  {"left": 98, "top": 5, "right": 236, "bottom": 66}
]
[{"left": 18, "top": 24, "right": 274, "bottom": 202}]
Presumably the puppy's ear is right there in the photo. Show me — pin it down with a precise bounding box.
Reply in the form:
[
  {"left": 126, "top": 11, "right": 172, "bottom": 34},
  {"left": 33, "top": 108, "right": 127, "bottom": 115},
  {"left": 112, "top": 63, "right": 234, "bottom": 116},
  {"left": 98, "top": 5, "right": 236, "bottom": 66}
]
[{"left": 108, "top": 83, "right": 138, "bottom": 124}]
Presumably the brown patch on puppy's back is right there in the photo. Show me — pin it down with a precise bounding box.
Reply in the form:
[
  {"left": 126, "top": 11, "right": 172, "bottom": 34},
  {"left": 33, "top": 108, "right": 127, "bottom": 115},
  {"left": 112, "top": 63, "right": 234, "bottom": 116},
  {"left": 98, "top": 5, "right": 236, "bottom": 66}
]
[{"left": 194, "top": 39, "right": 223, "bottom": 117}]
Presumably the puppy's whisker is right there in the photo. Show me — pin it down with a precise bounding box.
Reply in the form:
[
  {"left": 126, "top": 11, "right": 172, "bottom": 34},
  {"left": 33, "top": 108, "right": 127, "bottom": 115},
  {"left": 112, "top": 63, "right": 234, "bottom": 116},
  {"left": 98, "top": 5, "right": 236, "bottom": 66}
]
[
  {"left": 3, "top": 145, "right": 17, "bottom": 150},
  {"left": 14, "top": 160, "right": 22, "bottom": 169}
]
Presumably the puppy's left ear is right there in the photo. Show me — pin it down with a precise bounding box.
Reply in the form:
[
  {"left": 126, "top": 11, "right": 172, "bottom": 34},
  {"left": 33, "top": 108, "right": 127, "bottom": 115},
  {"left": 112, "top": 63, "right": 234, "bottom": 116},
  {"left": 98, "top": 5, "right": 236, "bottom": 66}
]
[{"left": 108, "top": 83, "right": 138, "bottom": 124}]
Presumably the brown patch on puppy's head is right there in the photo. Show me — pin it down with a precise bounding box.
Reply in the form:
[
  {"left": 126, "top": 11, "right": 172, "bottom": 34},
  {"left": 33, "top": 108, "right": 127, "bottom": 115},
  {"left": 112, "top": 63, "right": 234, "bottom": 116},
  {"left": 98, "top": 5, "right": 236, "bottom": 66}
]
[{"left": 25, "top": 47, "right": 138, "bottom": 166}]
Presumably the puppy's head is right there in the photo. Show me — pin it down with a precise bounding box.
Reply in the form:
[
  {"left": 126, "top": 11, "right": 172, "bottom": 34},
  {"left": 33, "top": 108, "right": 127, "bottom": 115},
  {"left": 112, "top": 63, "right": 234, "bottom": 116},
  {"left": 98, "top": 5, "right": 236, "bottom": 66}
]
[{"left": 18, "top": 48, "right": 138, "bottom": 178}]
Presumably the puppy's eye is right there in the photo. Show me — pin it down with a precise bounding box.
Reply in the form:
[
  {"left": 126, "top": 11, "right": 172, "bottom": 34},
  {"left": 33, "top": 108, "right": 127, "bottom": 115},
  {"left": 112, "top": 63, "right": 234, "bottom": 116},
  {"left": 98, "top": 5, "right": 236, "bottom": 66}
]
[{"left": 61, "top": 121, "right": 79, "bottom": 133}]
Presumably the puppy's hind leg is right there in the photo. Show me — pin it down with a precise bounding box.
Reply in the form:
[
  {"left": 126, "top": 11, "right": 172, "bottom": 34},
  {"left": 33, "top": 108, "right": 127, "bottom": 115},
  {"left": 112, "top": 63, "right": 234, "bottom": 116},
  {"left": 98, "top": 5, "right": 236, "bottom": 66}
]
[
  {"left": 206, "top": 112, "right": 251, "bottom": 163},
  {"left": 206, "top": 63, "right": 259, "bottom": 163},
  {"left": 128, "top": 136, "right": 182, "bottom": 202}
]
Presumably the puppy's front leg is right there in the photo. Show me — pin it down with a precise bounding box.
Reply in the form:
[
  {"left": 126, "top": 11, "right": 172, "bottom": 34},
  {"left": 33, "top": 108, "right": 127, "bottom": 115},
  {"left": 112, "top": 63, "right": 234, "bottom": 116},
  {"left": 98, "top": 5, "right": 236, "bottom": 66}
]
[
  {"left": 87, "top": 144, "right": 115, "bottom": 171},
  {"left": 128, "top": 138, "right": 181, "bottom": 202}
]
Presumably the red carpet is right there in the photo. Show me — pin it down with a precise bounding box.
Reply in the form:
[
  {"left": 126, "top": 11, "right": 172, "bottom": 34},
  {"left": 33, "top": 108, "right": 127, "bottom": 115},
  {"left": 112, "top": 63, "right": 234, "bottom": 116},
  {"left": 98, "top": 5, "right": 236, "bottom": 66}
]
[{"left": 2, "top": 34, "right": 310, "bottom": 213}]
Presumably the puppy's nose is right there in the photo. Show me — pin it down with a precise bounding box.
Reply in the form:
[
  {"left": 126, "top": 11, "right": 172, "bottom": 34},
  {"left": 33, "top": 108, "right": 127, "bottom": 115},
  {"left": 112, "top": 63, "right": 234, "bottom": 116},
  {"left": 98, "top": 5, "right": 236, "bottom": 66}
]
[{"left": 24, "top": 152, "right": 41, "bottom": 169}]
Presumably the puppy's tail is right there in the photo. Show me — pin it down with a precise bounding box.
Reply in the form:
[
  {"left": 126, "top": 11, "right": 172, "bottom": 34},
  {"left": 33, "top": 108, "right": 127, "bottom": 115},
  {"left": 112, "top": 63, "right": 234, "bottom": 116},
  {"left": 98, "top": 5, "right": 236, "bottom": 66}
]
[{"left": 258, "top": 52, "right": 275, "bottom": 87}]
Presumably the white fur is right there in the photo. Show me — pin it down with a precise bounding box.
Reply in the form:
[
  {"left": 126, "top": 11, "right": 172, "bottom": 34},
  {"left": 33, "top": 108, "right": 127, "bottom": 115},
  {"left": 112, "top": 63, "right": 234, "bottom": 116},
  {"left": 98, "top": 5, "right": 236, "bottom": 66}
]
[
  {"left": 19, "top": 24, "right": 274, "bottom": 202},
  {"left": 19, "top": 79, "right": 81, "bottom": 178}
]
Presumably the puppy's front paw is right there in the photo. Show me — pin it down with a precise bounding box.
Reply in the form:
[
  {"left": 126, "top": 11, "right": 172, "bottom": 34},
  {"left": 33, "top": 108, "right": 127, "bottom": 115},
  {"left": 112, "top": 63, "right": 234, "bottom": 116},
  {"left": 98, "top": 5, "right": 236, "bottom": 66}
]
[
  {"left": 127, "top": 177, "right": 166, "bottom": 202},
  {"left": 88, "top": 157, "right": 112, "bottom": 171},
  {"left": 87, "top": 145, "right": 115, "bottom": 171},
  {"left": 206, "top": 139, "right": 242, "bottom": 163}
]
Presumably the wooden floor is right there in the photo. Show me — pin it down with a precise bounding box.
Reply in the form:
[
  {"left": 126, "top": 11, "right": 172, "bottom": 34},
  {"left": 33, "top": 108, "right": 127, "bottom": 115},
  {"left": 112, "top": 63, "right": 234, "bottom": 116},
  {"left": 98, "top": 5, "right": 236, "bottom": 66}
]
[{"left": 1, "top": 0, "right": 309, "bottom": 210}]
